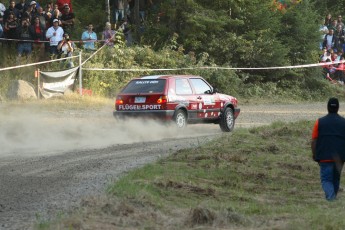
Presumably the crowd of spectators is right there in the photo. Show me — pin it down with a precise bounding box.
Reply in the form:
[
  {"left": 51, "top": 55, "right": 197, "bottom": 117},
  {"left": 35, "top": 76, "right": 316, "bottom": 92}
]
[
  {"left": 0, "top": 0, "right": 79, "bottom": 61},
  {"left": 0, "top": 0, "right": 154, "bottom": 64},
  {"left": 320, "top": 13, "right": 345, "bottom": 84}
]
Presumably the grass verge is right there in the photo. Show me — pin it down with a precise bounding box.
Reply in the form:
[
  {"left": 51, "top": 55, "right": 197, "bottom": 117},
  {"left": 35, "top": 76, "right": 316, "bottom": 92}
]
[{"left": 37, "top": 120, "right": 345, "bottom": 230}]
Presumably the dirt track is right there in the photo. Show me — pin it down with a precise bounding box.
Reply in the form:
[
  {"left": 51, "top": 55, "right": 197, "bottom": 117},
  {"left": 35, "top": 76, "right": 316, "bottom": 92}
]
[{"left": 0, "top": 102, "right": 339, "bottom": 229}]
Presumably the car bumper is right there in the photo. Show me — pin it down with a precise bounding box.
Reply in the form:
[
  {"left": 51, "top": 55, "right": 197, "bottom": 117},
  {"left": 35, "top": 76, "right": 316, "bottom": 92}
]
[{"left": 113, "top": 110, "right": 175, "bottom": 120}]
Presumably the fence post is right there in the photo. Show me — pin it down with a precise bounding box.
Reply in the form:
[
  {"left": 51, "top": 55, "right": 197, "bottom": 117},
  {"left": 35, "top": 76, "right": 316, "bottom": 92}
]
[
  {"left": 79, "top": 51, "right": 82, "bottom": 95},
  {"left": 35, "top": 68, "right": 40, "bottom": 99}
]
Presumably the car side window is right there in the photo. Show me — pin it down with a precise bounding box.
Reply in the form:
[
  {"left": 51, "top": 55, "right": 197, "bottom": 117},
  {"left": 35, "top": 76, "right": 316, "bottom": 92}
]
[
  {"left": 176, "top": 79, "right": 193, "bottom": 95},
  {"left": 190, "top": 78, "right": 212, "bottom": 94}
]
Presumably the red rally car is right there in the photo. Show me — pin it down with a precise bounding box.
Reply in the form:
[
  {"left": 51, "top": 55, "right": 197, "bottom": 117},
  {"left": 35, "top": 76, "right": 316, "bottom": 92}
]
[{"left": 114, "top": 75, "right": 240, "bottom": 132}]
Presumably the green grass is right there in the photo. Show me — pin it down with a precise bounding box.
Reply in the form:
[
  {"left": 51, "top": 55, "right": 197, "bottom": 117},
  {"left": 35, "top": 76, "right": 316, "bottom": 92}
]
[{"left": 40, "top": 120, "right": 345, "bottom": 229}]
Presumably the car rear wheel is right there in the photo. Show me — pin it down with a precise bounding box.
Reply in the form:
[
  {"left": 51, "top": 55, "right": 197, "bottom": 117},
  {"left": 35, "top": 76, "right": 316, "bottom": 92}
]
[
  {"left": 174, "top": 109, "right": 187, "bottom": 128},
  {"left": 219, "top": 107, "right": 234, "bottom": 132}
]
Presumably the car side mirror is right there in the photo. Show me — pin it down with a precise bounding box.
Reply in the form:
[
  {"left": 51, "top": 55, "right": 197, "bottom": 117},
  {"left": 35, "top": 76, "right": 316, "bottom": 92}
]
[{"left": 212, "top": 88, "right": 219, "bottom": 94}]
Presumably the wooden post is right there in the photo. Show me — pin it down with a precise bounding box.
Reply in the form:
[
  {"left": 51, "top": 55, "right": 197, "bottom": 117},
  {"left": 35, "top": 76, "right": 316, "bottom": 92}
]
[
  {"left": 35, "top": 69, "right": 40, "bottom": 99},
  {"left": 79, "top": 51, "right": 82, "bottom": 95}
]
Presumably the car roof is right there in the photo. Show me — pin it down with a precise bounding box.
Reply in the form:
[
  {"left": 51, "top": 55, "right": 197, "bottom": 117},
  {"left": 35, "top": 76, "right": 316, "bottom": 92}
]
[{"left": 138, "top": 75, "right": 201, "bottom": 80}]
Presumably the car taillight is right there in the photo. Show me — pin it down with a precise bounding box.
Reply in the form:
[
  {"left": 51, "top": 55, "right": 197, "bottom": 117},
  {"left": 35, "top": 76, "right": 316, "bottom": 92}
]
[
  {"left": 157, "top": 96, "right": 167, "bottom": 104},
  {"left": 116, "top": 97, "right": 124, "bottom": 105}
]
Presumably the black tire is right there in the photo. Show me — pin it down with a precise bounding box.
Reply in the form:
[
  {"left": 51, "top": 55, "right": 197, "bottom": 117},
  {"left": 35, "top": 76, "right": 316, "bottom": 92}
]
[
  {"left": 174, "top": 109, "right": 187, "bottom": 128},
  {"left": 219, "top": 107, "right": 235, "bottom": 132}
]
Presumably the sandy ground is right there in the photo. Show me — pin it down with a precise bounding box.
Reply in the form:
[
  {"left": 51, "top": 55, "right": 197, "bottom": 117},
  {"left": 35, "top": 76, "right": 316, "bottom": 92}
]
[{"left": 0, "top": 102, "right": 338, "bottom": 229}]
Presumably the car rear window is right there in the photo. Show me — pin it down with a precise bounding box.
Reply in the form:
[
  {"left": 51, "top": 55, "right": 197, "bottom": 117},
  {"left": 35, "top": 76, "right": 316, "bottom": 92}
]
[{"left": 121, "top": 79, "right": 166, "bottom": 94}]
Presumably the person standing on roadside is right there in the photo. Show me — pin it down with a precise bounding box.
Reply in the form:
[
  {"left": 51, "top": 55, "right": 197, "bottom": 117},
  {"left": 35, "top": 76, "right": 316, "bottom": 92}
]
[
  {"left": 311, "top": 98, "right": 345, "bottom": 201},
  {"left": 46, "top": 18, "right": 64, "bottom": 57},
  {"left": 81, "top": 23, "right": 97, "bottom": 51}
]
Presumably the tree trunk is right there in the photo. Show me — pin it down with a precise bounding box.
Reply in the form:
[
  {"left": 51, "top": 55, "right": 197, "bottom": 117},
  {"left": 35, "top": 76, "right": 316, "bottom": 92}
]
[
  {"left": 106, "top": 0, "right": 110, "bottom": 22},
  {"left": 135, "top": 0, "right": 140, "bottom": 26},
  {"left": 124, "top": 0, "right": 128, "bottom": 22}
]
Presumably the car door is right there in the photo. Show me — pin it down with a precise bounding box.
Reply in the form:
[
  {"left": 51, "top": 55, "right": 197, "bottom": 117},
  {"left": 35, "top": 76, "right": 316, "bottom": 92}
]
[
  {"left": 189, "top": 78, "right": 221, "bottom": 119},
  {"left": 174, "top": 78, "right": 198, "bottom": 119}
]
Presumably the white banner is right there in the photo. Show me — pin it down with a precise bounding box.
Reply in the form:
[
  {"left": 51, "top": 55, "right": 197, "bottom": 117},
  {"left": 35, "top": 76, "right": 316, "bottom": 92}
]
[{"left": 39, "top": 67, "right": 79, "bottom": 98}]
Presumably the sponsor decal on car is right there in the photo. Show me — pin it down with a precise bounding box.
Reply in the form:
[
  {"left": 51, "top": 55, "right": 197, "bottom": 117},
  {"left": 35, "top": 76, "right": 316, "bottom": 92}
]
[
  {"left": 135, "top": 80, "right": 160, "bottom": 84},
  {"left": 119, "top": 104, "right": 162, "bottom": 110},
  {"left": 202, "top": 96, "right": 215, "bottom": 105}
]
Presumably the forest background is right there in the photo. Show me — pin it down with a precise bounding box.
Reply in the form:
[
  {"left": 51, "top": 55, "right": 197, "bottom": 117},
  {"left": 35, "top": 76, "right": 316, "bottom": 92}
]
[{"left": 1, "top": 0, "right": 345, "bottom": 101}]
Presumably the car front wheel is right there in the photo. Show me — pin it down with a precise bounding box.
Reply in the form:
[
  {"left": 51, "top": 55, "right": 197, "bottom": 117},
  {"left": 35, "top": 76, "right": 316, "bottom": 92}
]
[
  {"left": 174, "top": 109, "right": 187, "bottom": 128},
  {"left": 219, "top": 107, "right": 234, "bottom": 132}
]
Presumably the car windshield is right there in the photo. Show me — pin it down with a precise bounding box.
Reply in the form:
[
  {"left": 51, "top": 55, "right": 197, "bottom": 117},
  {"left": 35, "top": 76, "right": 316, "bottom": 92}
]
[{"left": 122, "top": 79, "right": 166, "bottom": 94}]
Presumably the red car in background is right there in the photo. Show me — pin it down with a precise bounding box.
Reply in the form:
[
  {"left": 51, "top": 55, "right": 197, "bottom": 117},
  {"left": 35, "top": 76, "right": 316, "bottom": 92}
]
[{"left": 114, "top": 75, "right": 240, "bottom": 132}]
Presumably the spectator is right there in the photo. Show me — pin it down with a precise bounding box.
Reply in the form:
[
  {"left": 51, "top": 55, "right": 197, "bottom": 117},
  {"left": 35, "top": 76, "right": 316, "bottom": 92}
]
[
  {"left": 0, "top": 27, "right": 2, "bottom": 40},
  {"left": 311, "top": 98, "right": 345, "bottom": 201},
  {"left": 323, "top": 29, "right": 338, "bottom": 51},
  {"left": 37, "top": 7, "right": 45, "bottom": 28},
  {"left": 25, "top": 0, "right": 40, "bottom": 9},
  {"left": 31, "top": 16, "right": 45, "bottom": 59},
  {"left": 53, "top": 3, "right": 59, "bottom": 12},
  {"left": 0, "top": 1, "right": 5, "bottom": 22},
  {"left": 3, "top": 0, "right": 20, "bottom": 22},
  {"left": 16, "top": 18, "right": 34, "bottom": 56},
  {"left": 0, "top": 20, "right": 3, "bottom": 38},
  {"left": 21, "top": 2, "right": 34, "bottom": 24},
  {"left": 44, "top": 4, "right": 53, "bottom": 29},
  {"left": 45, "top": 3, "right": 53, "bottom": 14},
  {"left": 139, "top": 0, "right": 152, "bottom": 22},
  {"left": 331, "top": 52, "right": 338, "bottom": 62},
  {"left": 335, "top": 55, "right": 345, "bottom": 83},
  {"left": 328, "top": 19, "right": 337, "bottom": 31},
  {"left": 81, "top": 23, "right": 97, "bottom": 51},
  {"left": 337, "top": 15, "right": 345, "bottom": 29},
  {"left": 29, "top": 1, "right": 39, "bottom": 21},
  {"left": 15, "top": 0, "right": 28, "bottom": 16},
  {"left": 114, "top": 0, "right": 125, "bottom": 24},
  {"left": 51, "top": 8, "right": 61, "bottom": 26},
  {"left": 46, "top": 18, "right": 64, "bottom": 56},
  {"left": 320, "top": 48, "right": 331, "bottom": 62},
  {"left": 44, "top": 3, "right": 53, "bottom": 14},
  {"left": 102, "top": 22, "right": 115, "bottom": 47},
  {"left": 60, "top": 4, "right": 74, "bottom": 35},
  {"left": 0, "top": 14, "right": 4, "bottom": 33},
  {"left": 335, "top": 25, "right": 345, "bottom": 52},
  {"left": 56, "top": 0, "right": 72, "bottom": 13},
  {"left": 4, "top": 11, "right": 18, "bottom": 45},
  {"left": 319, "top": 19, "right": 329, "bottom": 50},
  {"left": 57, "top": 33, "right": 74, "bottom": 67},
  {"left": 120, "top": 20, "right": 132, "bottom": 46},
  {"left": 325, "top": 13, "right": 332, "bottom": 28}
]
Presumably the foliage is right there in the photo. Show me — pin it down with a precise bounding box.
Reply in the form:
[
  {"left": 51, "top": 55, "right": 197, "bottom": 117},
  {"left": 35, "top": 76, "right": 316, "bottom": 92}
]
[
  {"left": 312, "top": 0, "right": 345, "bottom": 16},
  {"left": 1, "top": 0, "right": 343, "bottom": 102}
]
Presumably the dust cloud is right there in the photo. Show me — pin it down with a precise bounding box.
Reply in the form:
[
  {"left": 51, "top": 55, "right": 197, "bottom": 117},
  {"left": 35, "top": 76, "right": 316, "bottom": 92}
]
[{"left": 0, "top": 104, "right": 219, "bottom": 157}]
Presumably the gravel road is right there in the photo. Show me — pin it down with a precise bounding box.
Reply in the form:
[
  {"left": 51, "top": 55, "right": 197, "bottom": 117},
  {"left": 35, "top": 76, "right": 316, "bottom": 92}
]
[{"left": 0, "top": 102, "right": 340, "bottom": 229}]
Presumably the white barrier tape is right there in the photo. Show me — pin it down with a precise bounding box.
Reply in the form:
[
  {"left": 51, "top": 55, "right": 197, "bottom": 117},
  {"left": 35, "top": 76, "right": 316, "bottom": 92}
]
[
  {"left": 0, "top": 55, "right": 79, "bottom": 72},
  {"left": 0, "top": 37, "right": 107, "bottom": 43},
  {"left": 82, "top": 60, "right": 345, "bottom": 72}
]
